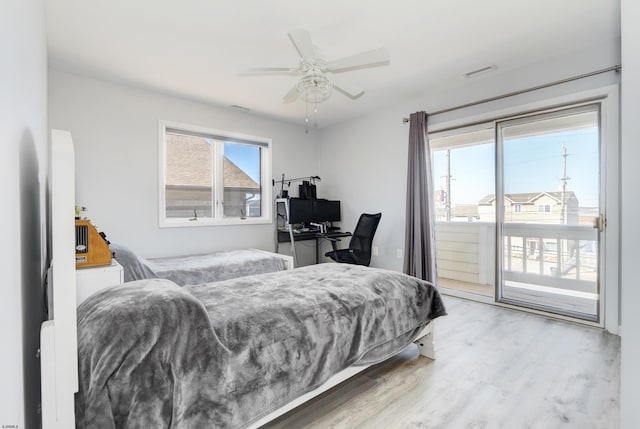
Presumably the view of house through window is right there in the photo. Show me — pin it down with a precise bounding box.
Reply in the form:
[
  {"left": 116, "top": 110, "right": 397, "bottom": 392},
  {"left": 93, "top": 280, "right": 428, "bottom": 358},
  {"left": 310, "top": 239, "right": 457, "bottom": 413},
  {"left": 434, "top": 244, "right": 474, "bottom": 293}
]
[
  {"left": 162, "top": 125, "right": 268, "bottom": 224},
  {"left": 498, "top": 106, "right": 600, "bottom": 320},
  {"left": 431, "top": 128, "right": 496, "bottom": 297},
  {"left": 431, "top": 103, "right": 602, "bottom": 321},
  {"left": 165, "top": 131, "right": 215, "bottom": 218},
  {"left": 222, "top": 142, "right": 262, "bottom": 218}
]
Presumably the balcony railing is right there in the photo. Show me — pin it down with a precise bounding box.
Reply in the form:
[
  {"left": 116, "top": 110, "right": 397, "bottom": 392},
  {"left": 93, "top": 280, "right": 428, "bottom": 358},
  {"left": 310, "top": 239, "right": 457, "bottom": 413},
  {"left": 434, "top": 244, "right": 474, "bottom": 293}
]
[
  {"left": 435, "top": 221, "right": 598, "bottom": 294},
  {"left": 503, "top": 223, "right": 597, "bottom": 293}
]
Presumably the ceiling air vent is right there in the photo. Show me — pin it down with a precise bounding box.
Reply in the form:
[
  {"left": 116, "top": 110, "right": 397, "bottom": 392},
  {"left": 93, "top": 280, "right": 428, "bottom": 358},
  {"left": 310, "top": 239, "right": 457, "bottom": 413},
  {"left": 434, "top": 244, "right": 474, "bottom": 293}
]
[
  {"left": 463, "top": 64, "right": 498, "bottom": 78},
  {"left": 231, "top": 105, "right": 251, "bottom": 112}
]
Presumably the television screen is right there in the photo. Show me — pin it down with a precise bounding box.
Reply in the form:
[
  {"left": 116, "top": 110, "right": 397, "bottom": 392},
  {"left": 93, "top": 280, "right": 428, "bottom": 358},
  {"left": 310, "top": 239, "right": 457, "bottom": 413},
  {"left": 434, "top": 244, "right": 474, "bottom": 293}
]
[
  {"left": 313, "top": 199, "right": 341, "bottom": 222},
  {"left": 288, "top": 198, "right": 313, "bottom": 224}
]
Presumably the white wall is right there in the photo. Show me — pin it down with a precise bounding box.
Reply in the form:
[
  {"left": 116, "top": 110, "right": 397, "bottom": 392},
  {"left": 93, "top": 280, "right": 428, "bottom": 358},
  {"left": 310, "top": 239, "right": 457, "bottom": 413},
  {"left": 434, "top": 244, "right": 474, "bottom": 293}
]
[
  {"left": 619, "top": 1, "right": 640, "bottom": 427},
  {"left": 319, "top": 40, "right": 620, "bottom": 272},
  {"left": 49, "top": 70, "right": 320, "bottom": 261},
  {"left": 318, "top": 105, "right": 411, "bottom": 269},
  {"left": 0, "top": 0, "right": 48, "bottom": 428}
]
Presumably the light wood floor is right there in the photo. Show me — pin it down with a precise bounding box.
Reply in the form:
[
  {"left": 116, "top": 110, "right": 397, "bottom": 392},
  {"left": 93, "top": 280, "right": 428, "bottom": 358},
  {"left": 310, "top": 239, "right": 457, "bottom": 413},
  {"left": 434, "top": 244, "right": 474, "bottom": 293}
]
[
  {"left": 438, "top": 277, "right": 493, "bottom": 297},
  {"left": 262, "top": 296, "right": 620, "bottom": 429},
  {"left": 439, "top": 277, "right": 597, "bottom": 318}
]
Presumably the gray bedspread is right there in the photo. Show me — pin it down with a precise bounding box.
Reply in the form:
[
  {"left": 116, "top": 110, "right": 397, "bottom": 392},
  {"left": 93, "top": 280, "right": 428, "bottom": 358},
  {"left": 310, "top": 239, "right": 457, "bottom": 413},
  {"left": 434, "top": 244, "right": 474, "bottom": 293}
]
[
  {"left": 111, "top": 243, "right": 288, "bottom": 285},
  {"left": 75, "top": 263, "right": 446, "bottom": 429}
]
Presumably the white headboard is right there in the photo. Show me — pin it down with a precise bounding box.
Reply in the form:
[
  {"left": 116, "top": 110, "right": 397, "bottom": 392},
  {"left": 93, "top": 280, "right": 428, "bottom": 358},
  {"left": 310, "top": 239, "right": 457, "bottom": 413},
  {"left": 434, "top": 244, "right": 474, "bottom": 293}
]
[{"left": 40, "top": 130, "right": 78, "bottom": 428}]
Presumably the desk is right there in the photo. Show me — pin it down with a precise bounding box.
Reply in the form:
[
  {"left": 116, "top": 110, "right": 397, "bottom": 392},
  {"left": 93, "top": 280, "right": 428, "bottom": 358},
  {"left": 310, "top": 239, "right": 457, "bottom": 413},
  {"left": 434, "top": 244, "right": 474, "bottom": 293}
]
[{"left": 277, "top": 229, "right": 351, "bottom": 264}]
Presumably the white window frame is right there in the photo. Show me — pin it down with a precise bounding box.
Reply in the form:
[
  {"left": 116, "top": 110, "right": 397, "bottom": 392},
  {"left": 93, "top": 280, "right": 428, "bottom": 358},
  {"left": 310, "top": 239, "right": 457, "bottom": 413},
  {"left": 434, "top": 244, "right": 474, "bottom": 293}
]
[
  {"left": 158, "top": 120, "right": 272, "bottom": 227},
  {"left": 514, "top": 203, "right": 522, "bottom": 213},
  {"left": 537, "top": 204, "right": 551, "bottom": 213}
]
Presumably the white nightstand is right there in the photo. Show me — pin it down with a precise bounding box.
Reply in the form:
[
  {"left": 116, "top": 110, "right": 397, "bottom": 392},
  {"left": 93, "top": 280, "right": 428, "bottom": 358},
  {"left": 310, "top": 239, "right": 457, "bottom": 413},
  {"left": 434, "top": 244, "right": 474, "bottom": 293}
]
[{"left": 76, "top": 259, "right": 124, "bottom": 306}]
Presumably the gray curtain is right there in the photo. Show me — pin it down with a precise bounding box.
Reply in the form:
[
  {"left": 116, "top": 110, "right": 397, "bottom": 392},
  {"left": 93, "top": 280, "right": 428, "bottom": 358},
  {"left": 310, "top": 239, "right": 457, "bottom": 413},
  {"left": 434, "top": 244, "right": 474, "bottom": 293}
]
[{"left": 403, "top": 111, "right": 437, "bottom": 283}]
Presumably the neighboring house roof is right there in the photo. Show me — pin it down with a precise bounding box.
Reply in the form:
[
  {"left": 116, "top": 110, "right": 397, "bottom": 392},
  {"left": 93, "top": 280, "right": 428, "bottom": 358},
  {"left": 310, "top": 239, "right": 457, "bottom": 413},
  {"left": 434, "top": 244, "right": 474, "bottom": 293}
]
[
  {"left": 479, "top": 191, "right": 578, "bottom": 205},
  {"left": 165, "top": 132, "right": 259, "bottom": 190},
  {"left": 436, "top": 204, "right": 479, "bottom": 219},
  {"left": 223, "top": 157, "right": 260, "bottom": 191},
  {"left": 166, "top": 133, "right": 212, "bottom": 186},
  {"left": 477, "top": 195, "right": 493, "bottom": 205}
]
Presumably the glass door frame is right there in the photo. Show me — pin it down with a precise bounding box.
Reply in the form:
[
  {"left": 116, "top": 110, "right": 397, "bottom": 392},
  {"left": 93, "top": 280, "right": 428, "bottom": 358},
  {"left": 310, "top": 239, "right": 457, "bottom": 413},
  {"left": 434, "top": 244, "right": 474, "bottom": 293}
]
[
  {"left": 494, "top": 103, "right": 603, "bottom": 322},
  {"left": 429, "top": 85, "right": 619, "bottom": 333}
]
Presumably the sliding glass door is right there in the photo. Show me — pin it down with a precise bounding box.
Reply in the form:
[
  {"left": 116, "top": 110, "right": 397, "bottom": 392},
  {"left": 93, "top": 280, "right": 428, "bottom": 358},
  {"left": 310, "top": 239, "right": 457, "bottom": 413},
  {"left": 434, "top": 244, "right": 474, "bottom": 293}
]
[
  {"left": 432, "top": 102, "right": 604, "bottom": 322},
  {"left": 496, "top": 104, "right": 601, "bottom": 320}
]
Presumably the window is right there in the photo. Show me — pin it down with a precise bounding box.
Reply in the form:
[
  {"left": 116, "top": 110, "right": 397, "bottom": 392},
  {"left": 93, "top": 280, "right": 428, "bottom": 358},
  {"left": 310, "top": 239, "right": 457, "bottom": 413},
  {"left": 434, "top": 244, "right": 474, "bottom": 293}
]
[
  {"left": 537, "top": 204, "right": 551, "bottom": 213},
  {"left": 430, "top": 126, "right": 496, "bottom": 295},
  {"left": 514, "top": 204, "right": 522, "bottom": 213},
  {"left": 159, "top": 121, "right": 272, "bottom": 226},
  {"left": 431, "top": 127, "right": 495, "bottom": 223}
]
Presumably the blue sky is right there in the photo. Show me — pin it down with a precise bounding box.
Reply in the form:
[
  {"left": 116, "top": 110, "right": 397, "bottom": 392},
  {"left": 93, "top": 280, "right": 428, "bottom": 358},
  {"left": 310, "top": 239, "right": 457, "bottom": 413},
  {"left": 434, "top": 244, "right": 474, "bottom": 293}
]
[
  {"left": 224, "top": 142, "right": 261, "bottom": 183},
  {"left": 223, "top": 126, "right": 600, "bottom": 207},
  {"left": 432, "top": 127, "right": 599, "bottom": 207}
]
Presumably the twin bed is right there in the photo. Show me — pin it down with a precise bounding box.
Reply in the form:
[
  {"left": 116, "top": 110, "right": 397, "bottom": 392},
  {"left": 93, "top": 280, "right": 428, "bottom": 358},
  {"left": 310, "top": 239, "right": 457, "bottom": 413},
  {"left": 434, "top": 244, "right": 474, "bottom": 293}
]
[
  {"left": 41, "top": 131, "right": 446, "bottom": 429},
  {"left": 110, "top": 243, "right": 293, "bottom": 285}
]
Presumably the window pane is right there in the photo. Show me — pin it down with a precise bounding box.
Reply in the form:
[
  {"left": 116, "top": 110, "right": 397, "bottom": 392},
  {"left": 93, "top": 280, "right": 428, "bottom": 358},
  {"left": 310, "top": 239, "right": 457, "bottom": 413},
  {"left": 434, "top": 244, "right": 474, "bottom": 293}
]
[
  {"left": 431, "top": 129, "right": 496, "bottom": 297},
  {"left": 432, "top": 140, "right": 495, "bottom": 222},
  {"left": 223, "top": 142, "right": 261, "bottom": 218},
  {"left": 499, "top": 107, "right": 600, "bottom": 319},
  {"left": 165, "top": 131, "right": 214, "bottom": 218}
]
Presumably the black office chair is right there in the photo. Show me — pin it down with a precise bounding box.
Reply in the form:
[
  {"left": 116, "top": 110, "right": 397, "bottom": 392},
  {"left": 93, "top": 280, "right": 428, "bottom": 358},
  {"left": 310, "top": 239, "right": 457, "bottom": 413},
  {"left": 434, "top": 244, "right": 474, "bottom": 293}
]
[{"left": 325, "top": 213, "right": 381, "bottom": 266}]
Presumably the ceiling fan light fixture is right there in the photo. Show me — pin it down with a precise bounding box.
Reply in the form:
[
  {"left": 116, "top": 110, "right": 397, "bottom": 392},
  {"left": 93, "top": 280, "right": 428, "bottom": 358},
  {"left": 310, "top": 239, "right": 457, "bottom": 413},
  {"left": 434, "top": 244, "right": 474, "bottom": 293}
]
[
  {"left": 245, "top": 29, "right": 389, "bottom": 129},
  {"left": 296, "top": 71, "right": 332, "bottom": 103}
]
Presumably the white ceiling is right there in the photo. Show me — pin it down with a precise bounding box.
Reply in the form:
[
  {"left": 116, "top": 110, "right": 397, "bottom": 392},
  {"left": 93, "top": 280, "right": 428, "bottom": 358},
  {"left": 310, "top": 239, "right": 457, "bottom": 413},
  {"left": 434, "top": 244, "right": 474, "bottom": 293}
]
[{"left": 45, "top": 0, "right": 620, "bottom": 128}]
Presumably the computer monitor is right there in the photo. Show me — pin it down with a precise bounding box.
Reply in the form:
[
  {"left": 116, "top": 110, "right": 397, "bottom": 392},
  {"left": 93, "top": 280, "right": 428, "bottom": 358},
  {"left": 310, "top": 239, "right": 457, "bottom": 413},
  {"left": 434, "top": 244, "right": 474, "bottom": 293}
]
[
  {"left": 288, "top": 198, "right": 314, "bottom": 224},
  {"left": 313, "top": 199, "right": 341, "bottom": 222}
]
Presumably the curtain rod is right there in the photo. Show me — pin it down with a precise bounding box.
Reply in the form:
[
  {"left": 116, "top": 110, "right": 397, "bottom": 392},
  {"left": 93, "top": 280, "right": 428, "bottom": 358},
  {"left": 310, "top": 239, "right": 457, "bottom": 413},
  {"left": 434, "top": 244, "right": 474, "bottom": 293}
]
[{"left": 402, "top": 65, "right": 621, "bottom": 123}]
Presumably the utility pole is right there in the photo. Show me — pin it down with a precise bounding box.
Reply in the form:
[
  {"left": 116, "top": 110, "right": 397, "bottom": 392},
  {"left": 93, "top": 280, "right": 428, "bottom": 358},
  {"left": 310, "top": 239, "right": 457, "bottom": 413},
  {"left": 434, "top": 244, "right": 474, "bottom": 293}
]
[
  {"left": 445, "top": 149, "right": 451, "bottom": 221},
  {"left": 560, "top": 144, "right": 570, "bottom": 224},
  {"left": 559, "top": 144, "right": 571, "bottom": 270}
]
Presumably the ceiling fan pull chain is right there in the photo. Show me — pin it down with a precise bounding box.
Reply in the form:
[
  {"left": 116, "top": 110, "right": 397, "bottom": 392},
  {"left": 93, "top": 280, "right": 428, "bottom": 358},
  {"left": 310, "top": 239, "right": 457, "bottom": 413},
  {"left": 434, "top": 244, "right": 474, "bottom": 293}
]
[{"left": 305, "top": 99, "right": 309, "bottom": 134}]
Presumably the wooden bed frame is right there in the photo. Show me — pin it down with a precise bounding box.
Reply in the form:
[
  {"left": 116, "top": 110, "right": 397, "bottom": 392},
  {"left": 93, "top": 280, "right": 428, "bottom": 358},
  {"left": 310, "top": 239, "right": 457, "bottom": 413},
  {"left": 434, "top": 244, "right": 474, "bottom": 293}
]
[{"left": 39, "top": 130, "right": 436, "bottom": 429}]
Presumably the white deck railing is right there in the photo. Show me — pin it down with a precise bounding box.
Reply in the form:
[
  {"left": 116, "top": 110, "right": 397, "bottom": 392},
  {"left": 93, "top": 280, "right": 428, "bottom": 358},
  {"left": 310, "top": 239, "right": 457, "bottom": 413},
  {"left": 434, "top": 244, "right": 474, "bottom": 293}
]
[{"left": 435, "top": 221, "right": 598, "bottom": 293}]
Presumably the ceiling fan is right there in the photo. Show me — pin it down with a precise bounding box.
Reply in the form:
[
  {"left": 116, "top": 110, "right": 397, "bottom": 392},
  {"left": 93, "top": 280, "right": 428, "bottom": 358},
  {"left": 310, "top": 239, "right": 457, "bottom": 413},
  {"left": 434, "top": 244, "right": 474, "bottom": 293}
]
[{"left": 246, "top": 29, "right": 390, "bottom": 104}]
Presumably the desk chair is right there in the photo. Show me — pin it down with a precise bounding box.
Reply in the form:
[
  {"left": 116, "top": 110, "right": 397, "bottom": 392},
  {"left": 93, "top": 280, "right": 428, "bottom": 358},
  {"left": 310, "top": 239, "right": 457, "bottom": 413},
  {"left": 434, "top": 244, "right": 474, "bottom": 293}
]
[{"left": 325, "top": 213, "right": 381, "bottom": 266}]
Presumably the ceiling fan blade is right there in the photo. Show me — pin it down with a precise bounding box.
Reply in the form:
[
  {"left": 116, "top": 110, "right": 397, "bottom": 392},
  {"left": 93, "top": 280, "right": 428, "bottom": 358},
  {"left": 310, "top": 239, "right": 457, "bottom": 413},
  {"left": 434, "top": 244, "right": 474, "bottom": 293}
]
[
  {"left": 282, "top": 84, "right": 299, "bottom": 103},
  {"left": 239, "top": 67, "right": 300, "bottom": 76},
  {"left": 327, "top": 48, "right": 390, "bottom": 73},
  {"left": 288, "top": 29, "right": 316, "bottom": 59},
  {"left": 330, "top": 75, "right": 365, "bottom": 99},
  {"left": 248, "top": 67, "right": 300, "bottom": 72}
]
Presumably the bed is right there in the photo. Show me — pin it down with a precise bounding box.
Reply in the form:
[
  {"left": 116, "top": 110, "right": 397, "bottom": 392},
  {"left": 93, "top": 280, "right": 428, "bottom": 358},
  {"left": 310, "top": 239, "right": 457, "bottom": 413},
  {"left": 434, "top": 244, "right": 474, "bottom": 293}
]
[
  {"left": 75, "top": 264, "right": 446, "bottom": 428},
  {"left": 40, "top": 131, "right": 446, "bottom": 429},
  {"left": 111, "top": 243, "right": 293, "bottom": 285}
]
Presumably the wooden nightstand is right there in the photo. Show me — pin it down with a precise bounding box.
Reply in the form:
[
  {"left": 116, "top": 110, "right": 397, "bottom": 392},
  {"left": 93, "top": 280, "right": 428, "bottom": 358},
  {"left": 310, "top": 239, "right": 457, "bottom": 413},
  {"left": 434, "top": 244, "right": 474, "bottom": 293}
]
[{"left": 76, "top": 259, "right": 124, "bottom": 306}]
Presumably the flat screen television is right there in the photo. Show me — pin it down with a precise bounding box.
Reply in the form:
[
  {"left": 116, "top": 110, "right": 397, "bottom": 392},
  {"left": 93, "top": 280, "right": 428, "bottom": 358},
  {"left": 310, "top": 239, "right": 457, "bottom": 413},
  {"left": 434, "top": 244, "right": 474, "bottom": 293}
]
[{"left": 313, "top": 199, "right": 341, "bottom": 222}]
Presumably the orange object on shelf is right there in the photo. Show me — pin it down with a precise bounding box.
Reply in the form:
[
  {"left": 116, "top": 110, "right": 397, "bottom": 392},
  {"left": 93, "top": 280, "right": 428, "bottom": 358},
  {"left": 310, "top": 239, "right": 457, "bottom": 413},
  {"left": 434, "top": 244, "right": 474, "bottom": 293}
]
[{"left": 75, "top": 219, "right": 112, "bottom": 268}]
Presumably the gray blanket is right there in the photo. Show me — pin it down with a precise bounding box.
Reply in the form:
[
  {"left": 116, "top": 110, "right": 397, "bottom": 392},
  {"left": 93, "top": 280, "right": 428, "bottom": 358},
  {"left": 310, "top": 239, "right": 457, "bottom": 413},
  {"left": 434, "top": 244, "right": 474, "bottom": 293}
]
[
  {"left": 75, "top": 263, "right": 446, "bottom": 428},
  {"left": 111, "top": 243, "right": 288, "bottom": 285}
]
